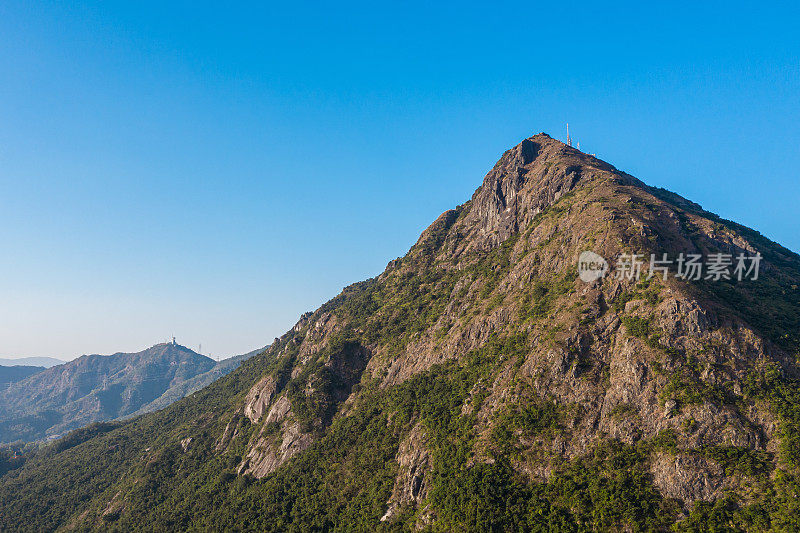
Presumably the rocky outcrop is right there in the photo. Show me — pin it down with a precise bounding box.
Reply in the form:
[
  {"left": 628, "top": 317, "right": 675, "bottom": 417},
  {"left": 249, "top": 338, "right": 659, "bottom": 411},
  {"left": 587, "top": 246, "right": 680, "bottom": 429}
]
[
  {"left": 231, "top": 328, "right": 372, "bottom": 478},
  {"left": 243, "top": 375, "right": 277, "bottom": 424},
  {"left": 456, "top": 134, "right": 633, "bottom": 252},
  {"left": 651, "top": 453, "right": 725, "bottom": 506},
  {"left": 128, "top": 132, "right": 800, "bottom": 523},
  {"left": 100, "top": 491, "right": 124, "bottom": 521},
  {"left": 4, "top": 132, "right": 800, "bottom": 531},
  {"left": 214, "top": 410, "right": 242, "bottom": 452},
  {"left": 380, "top": 423, "right": 431, "bottom": 523},
  {"left": 236, "top": 396, "right": 312, "bottom": 478}
]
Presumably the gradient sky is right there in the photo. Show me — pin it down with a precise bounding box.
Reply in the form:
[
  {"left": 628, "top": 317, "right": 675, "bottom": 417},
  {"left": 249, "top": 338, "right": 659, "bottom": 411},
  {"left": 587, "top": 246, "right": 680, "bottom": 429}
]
[{"left": 1, "top": 1, "right": 798, "bottom": 361}]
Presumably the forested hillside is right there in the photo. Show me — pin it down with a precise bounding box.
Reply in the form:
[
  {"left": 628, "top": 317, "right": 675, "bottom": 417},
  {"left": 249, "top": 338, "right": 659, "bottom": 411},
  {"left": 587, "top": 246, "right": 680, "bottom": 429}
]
[
  {"left": 1, "top": 134, "right": 799, "bottom": 531},
  {"left": 0, "top": 343, "right": 215, "bottom": 443}
]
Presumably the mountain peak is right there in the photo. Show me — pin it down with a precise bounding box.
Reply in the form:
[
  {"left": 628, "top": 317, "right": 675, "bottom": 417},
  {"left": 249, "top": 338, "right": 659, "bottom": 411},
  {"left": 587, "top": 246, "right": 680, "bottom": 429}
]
[
  {"left": 410, "top": 133, "right": 635, "bottom": 257},
  {"left": 0, "top": 343, "right": 218, "bottom": 443},
  {"left": 501, "top": 131, "right": 609, "bottom": 167},
  {"left": 4, "top": 133, "right": 800, "bottom": 531}
]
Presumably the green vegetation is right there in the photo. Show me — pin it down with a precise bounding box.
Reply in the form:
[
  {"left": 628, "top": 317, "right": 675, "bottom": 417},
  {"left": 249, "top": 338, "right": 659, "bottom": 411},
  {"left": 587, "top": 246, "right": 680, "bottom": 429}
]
[
  {"left": 622, "top": 315, "right": 653, "bottom": 339},
  {"left": 659, "top": 372, "right": 730, "bottom": 408},
  {"left": 284, "top": 334, "right": 367, "bottom": 431},
  {"left": 497, "top": 398, "right": 562, "bottom": 438},
  {"left": 492, "top": 394, "right": 564, "bottom": 452},
  {"left": 654, "top": 197, "right": 800, "bottom": 357},
  {"left": 475, "top": 234, "right": 520, "bottom": 298},
  {"left": 699, "top": 445, "right": 772, "bottom": 477},
  {"left": 612, "top": 277, "right": 662, "bottom": 314},
  {"left": 3, "top": 150, "right": 800, "bottom": 532},
  {"left": 518, "top": 271, "right": 576, "bottom": 322},
  {"left": 319, "top": 266, "right": 461, "bottom": 358},
  {"left": 703, "top": 274, "right": 800, "bottom": 356},
  {"left": 646, "top": 429, "right": 679, "bottom": 455},
  {"left": 428, "top": 440, "right": 669, "bottom": 532},
  {"left": 385, "top": 336, "right": 670, "bottom": 532},
  {"left": 609, "top": 403, "right": 637, "bottom": 420},
  {"left": 0, "top": 447, "right": 25, "bottom": 477},
  {"left": 0, "top": 331, "right": 680, "bottom": 532},
  {"left": 621, "top": 314, "right": 681, "bottom": 358},
  {"left": 674, "top": 369, "right": 800, "bottom": 530},
  {"left": 0, "top": 348, "right": 281, "bottom": 531}
]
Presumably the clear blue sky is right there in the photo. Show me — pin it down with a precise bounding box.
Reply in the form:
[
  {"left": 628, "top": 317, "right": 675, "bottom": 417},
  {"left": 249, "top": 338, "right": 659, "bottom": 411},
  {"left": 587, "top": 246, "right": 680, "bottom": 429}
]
[{"left": 1, "top": 1, "right": 798, "bottom": 360}]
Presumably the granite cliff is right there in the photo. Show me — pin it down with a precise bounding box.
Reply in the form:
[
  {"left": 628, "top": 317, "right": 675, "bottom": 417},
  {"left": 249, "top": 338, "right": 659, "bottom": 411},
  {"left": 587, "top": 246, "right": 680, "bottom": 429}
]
[{"left": 1, "top": 133, "right": 799, "bottom": 531}]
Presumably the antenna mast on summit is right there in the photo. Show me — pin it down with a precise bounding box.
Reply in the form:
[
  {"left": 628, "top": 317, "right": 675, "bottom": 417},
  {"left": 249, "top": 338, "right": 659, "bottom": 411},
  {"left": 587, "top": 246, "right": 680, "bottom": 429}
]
[{"left": 566, "top": 123, "right": 572, "bottom": 147}]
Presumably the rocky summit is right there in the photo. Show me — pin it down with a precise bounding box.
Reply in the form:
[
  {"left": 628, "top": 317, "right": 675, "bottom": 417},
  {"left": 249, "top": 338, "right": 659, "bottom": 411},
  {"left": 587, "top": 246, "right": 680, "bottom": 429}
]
[{"left": 1, "top": 133, "right": 799, "bottom": 531}]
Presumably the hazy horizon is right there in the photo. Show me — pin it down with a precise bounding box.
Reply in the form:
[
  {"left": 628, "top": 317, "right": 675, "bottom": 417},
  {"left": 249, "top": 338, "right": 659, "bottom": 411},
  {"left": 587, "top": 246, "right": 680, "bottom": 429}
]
[{"left": 0, "top": 340, "right": 259, "bottom": 363}]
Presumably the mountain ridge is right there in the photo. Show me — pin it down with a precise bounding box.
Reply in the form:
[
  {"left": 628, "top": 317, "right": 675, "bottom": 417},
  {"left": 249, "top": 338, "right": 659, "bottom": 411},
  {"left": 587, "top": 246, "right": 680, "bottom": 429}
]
[
  {"left": 0, "top": 357, "right": 64, "bottom": 368},
  {"left": 126, "top": 345, "right": 268, "bottom": 418},
  {"left": 1, "top": 133, "right": 799, "bottom": 531},
  {"left": 0, "top": 366, "right": 45, "bottom": 389},
  {"left": 0, "top": 343, "right": 216, "bottom": 443}
]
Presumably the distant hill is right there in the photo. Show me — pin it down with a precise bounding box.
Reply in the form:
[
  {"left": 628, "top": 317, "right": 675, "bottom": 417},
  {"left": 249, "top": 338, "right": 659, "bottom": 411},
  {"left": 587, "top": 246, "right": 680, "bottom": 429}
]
[
  {"left": 0, "top": 366, "right": 45, "bottom": 389},
  {"left": 0, "top": 343, "right": 216, "bottom": 443},
  {"left": 0, "top": 357, "right": 64, "bottom": 368},
  {"left": 127, "top": 346, "right": 268, "bottom": 417}
]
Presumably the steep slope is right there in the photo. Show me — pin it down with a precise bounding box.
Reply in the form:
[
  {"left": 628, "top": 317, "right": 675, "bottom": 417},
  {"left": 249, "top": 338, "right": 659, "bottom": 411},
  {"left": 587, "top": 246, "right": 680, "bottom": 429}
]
[
  {"left": 0, "top": 366, "right": 44, "bottom": 389},
  {"left": 1, "top": 133, "right": 799, "bottom": 531},
  {"left": 0, "top": 343, "right": 216, "bottom": 443},
  {"left": 127, "top": 346, "right": 268, "bottom": 417}
]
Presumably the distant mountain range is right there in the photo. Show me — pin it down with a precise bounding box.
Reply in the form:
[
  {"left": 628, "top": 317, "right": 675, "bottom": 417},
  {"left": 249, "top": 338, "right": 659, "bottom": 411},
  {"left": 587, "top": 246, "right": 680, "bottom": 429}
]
[
  {"left": 0, "top": 357, "right": 64, "bottom": 368},
  {"left": 0, "top": 343, "right": 265, "bottom": 444},
  {"left": 125, "top": 346, "right": 267, "bottom": 417},
  {"left": 0, "top": 366, "right": 45, "bottom": 388}
]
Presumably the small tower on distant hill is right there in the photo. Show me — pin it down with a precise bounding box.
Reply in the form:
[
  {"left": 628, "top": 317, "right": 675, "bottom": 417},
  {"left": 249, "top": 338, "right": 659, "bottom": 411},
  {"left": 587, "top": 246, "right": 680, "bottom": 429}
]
[
  {"left": 172, "top": 336, "right": 176, "bottom": 346},
  {"left": 566, "top": 123, "right": 572, "bottom": 147}
]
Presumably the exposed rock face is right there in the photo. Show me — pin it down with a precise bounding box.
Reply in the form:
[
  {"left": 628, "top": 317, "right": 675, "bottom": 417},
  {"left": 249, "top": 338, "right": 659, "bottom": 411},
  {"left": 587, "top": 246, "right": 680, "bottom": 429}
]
[
  {"left": 243, "top": 376, "right": 277, "bottom": 423},
  {"left": 236, "top": 417, "right": 314, "bottom": 478},
  {"left": 9, "top": 133, "right": 800, "bottom": 531},
  {"left": 100, "top": 491, "right": 124, "bottom": 521},
  {"left": 380, "top": 423, "right": 430, "bottom": 523},
  {"left": 663, "top": 399, "right": 678, "bottom": 418},
  {"left": 220, "top": 134, "right": 798, "bottom": 515},
  {"left": 651, "top": 453, "right": 724, "bottom": 506},
  {"left": 232, "top": 321, "right": 372, "bottom": 478},
  {"left": 456, "top": 135, "right": 632, "bottom": 252},
  {"left": 264, "top": 395, "right": 291, "bottom": 425},
  {"left": 214, "top": 411, "right": 242, "bottom": 452}
]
